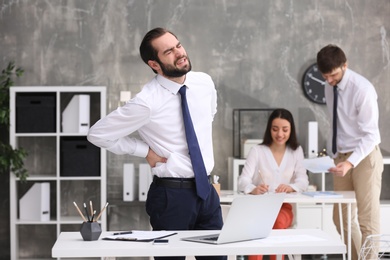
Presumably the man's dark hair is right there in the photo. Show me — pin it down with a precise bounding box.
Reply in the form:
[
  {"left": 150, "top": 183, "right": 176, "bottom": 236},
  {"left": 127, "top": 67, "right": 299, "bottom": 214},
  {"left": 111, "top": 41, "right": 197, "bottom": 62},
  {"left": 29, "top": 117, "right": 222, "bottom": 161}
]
[
  {"left": 139, "top": 27, "right": 177, "bottom": 73},
  {"left": 262, "top": 108, "right": 299, "bottom": 150},
  {"left": 316, "top": 44, "right": 347, "bottom": 74}
]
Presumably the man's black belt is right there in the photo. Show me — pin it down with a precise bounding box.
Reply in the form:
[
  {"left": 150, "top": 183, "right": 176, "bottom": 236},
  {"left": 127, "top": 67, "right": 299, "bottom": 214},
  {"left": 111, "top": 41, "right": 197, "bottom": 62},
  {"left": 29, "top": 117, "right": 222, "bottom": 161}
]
[{"left": 153, "top": 176, "right": 211, "bottom": 189}]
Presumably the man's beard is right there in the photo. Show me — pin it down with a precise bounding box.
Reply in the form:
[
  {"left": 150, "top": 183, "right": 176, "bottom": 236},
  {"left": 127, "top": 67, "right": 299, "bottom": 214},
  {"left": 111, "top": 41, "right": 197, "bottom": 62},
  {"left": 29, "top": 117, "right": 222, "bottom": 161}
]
[
  {"left": 157, "top": 56, "right": 192, "bottom": 78},
  {"left": 331, "top": 67, "right": 346, "bottom": 86}
]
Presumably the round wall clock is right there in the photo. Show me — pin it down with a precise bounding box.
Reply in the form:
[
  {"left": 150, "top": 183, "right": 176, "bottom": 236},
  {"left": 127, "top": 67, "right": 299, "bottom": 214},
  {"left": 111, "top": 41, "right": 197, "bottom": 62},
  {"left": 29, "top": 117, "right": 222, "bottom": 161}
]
[{"left": 302, "top": 63, "right": 326, "bottom": 104}]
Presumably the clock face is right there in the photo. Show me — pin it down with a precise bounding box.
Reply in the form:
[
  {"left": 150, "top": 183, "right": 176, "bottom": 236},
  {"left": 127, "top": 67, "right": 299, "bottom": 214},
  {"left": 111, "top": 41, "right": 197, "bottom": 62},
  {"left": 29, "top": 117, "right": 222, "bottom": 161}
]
[{"left": 302, "top": 63, "right": 326, "bottom": 104}]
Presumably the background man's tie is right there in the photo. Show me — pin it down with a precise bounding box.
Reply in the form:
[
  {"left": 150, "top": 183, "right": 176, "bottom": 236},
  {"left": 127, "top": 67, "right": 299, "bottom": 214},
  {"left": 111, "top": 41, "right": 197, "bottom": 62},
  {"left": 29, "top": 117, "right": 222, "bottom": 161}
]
[
  {"left": 179, "top": 85, "right": 210, "bottom": 200},
  {"left": 332, "top": 86, "right": 338, "bottom": 154}
]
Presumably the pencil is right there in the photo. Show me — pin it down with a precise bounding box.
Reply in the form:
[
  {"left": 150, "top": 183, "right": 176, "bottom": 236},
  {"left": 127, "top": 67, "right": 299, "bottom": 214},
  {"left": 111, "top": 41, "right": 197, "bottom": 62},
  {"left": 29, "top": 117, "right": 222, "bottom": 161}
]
[
  {"left": 258, "top": 170, "right": 265, "bottom": 184},
  {"left": 95, "top": 202, "right": 109, "bottom": 221},
  {"left": 258, "top": 170, "right": 268, "bottom": 194},
  {"left": 89, "top": 201, "right": 94, "bottom": 216},
  {"left": 73, "top": 201, "right": 87, "bottom": 222}
]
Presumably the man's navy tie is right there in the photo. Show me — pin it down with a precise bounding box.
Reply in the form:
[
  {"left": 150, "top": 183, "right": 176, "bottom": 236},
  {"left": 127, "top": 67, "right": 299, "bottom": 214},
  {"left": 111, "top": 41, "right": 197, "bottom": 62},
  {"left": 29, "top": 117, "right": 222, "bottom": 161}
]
[
  {"left": 332, "top": 86, "right": 338, "bottom": 154},
  {"left": 179, "top": 85, "right": 210, "bottom": 200}
]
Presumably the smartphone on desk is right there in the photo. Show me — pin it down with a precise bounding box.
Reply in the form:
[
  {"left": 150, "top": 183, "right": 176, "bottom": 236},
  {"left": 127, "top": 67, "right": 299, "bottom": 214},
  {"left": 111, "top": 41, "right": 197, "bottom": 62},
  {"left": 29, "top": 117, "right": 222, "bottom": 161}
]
[{"left": 153, "top": 239, "right": 169, "bottom": 245}]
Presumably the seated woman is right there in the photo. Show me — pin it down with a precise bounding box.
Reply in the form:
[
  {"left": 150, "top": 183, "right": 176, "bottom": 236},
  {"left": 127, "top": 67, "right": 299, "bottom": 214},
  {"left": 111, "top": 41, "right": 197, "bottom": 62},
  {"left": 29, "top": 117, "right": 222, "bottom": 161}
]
[{"left": 238, "top": 108, "right": 309, "bottom": 260}]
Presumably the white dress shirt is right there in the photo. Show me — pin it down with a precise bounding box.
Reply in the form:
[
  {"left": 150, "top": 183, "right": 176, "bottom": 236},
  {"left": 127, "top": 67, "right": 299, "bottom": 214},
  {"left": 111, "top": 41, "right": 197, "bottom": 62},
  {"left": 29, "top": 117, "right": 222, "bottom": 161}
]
[
  {"left": 324, "top": 68, "right": 381, "bottom": 167},
  {"left": 238, "top": 145, "right": 309, "bottom": 194},
  {"left": 87, "top": 71, "right": 217, "bottom": 178}
]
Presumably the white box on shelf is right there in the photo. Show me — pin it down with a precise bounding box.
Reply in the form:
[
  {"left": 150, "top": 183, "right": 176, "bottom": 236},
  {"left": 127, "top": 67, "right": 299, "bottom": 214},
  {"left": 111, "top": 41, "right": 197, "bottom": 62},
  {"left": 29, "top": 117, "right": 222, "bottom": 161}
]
[
  {"left": 242, "top": 139, "right": 263, "bottom": 159},
  {"left": 123, "top": 163, "right": 137, "bottom": 201},
  {"left": 228, "top": 157, "right": 246, "bottom": 191},
  {"left": 139, "top": 164, "right": 153, "bottom": 201},
  {"left": 20, "top": 182, "right": 50, "bottom": 221},
  {"left": 62, "top": 94, "right": 90, "bottom": 133}
]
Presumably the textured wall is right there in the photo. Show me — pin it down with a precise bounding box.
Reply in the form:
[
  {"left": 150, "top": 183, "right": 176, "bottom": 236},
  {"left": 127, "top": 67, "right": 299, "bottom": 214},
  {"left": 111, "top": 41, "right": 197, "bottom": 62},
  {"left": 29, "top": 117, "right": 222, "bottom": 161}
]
[{"left": 1, "top": 0, "right": 389, "bottom": 258}]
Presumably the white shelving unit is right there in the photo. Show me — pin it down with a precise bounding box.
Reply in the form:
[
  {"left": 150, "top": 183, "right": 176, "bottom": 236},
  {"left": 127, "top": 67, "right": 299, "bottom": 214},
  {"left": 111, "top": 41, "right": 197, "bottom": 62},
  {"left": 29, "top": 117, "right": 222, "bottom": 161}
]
[{"left": 9, "top": 86, "right": 107, "bottom": 260}]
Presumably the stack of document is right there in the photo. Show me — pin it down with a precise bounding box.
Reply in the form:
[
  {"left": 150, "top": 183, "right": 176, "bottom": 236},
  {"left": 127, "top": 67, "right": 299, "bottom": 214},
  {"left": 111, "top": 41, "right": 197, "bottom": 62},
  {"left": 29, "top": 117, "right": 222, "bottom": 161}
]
[
  {"left": 302, "top": 191, "right": 343, "bottom": 198},
  {"left": 302, "top": 156, "right": 336, "bottom": 173},
  {"left": 103, "top": 230, "right": 177, "bottom": 242}
]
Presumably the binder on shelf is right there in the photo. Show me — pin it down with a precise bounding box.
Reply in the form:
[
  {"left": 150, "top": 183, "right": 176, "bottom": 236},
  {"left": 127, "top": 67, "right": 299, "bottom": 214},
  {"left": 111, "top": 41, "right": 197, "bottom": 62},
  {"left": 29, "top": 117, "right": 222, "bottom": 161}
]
[
  {"left": 62, "top": 94, "right": 90, "bottom": 134},
  {"left": 19, "top": 182, "right": 50, "bottom": 221},
  {"left": 307, "top": 121, "right": 318, "bottom": 158},
  {"left": 123, "top": 163, "right": 137, "bottom": 201},
  {"left": 139, "top": 164, "right": 153, "bottom": 201}
]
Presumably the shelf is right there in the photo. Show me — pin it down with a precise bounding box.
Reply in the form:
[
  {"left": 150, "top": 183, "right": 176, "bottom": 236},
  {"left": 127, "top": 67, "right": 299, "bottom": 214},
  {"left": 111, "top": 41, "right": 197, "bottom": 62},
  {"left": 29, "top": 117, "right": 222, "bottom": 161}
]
[
  {"left": 15, "top": 219, "right": 58, "bottom": 225},
  {"left": 15, "top": 133, "right": 58, "bottom": 137},
  {"left": 9, "top": 86, "right": 107, "bottom": 260},
  {"left": 59, "top": 216, "right": 103, "bottom": 224},
  {"left": 59, "top": 176, "right": 103, "bottom": 180},
  {"left": 15, "top": 176, "right": 57, "bottom": 181}
]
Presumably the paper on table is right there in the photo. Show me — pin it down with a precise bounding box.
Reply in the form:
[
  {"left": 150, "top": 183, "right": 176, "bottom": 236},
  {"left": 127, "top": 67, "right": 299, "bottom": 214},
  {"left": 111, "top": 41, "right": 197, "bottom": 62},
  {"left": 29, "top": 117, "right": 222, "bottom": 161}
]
[
  {"left": 103, "top": 230, "right": 177, "bottom": 242},
  {"left": 302, "top": 191, "right": 343, "bottom": 198},
  {"left": 302, "top": 156, "right": 336, "bottom": 173}
]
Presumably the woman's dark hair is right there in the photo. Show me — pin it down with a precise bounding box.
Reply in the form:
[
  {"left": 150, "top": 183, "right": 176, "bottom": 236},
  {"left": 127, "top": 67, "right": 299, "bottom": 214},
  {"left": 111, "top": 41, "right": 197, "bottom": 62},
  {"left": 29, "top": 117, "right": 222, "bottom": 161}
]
[
  {"left": 316, "top": 44, "right": 347, "bottom": 74},
  {"left": 262, "top": 108, "right": 299, "bottom": 150},
  {"left": 139, "top": 27, "right": 177, "bottom": 73}
]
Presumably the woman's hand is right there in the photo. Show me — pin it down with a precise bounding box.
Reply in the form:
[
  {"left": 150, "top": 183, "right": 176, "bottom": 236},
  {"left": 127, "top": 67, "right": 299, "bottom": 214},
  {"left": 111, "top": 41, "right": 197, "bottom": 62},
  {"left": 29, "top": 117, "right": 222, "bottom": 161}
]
[
  {"left": 250, "top": 184, "right": 269, "bottom": 195},
  {"left": 274, "top": 184, "right": 294, "bottom": 193}
]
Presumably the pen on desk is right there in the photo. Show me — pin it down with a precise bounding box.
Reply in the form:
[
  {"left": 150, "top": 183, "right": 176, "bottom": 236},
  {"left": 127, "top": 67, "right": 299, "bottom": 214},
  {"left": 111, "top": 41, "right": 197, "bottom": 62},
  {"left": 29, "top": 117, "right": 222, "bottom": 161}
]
[
  {"left": 73, "top": 201, "right": 87, "bottom": 222},
  {"left": 95, "top": 202, "right": 109, "bottom": 221},
  {"left": 115, "top": 237, "right": 137, "bottom": 241},
  {"left": 113, "top": 231, "right": 133, "bottom": 235},
  {"left": 84, "top": 203, "right": 90, "bottom": 222}
]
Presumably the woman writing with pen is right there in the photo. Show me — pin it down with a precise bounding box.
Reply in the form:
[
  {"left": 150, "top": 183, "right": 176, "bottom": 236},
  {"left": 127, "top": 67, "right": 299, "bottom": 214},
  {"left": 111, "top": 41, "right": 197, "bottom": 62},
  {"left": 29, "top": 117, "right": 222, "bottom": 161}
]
[{"left": 238, "top": 108, "right": 308, "bottom": 260}]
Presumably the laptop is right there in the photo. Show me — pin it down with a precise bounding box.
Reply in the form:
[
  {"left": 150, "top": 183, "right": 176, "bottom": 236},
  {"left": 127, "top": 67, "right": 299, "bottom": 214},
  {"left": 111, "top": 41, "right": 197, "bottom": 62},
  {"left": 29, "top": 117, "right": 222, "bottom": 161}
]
[{"left": 181, "top": 193, "right": 286, "bottom": 244}]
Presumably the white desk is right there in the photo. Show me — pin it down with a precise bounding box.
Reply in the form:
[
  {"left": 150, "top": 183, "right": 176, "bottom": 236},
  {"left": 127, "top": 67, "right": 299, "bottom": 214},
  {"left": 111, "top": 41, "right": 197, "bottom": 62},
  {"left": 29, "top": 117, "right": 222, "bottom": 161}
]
[
  {"left": 220, "top": 191, "right": 356, "bottom": 260},
  {"left": 219, "top": 190, "right": 356, "bottom": 204},
  {"left": 52, "top": 229, "right": 345, "bottom": 259}
]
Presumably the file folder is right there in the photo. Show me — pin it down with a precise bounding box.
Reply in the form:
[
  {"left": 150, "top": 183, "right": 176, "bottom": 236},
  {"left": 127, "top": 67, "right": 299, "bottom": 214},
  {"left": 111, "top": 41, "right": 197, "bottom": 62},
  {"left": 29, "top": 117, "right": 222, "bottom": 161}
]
[
  {"left": 62, "top": 94, "right": 90, "bottom": 133},
  {"left": 123, "top": 163, "right": 137, "bottom": 201},
  {"left": 20, "top": 182, "right": 50, "bottom": 221},
  {"left": 138, "top": 164, "right": 153, "bottom": 201}
]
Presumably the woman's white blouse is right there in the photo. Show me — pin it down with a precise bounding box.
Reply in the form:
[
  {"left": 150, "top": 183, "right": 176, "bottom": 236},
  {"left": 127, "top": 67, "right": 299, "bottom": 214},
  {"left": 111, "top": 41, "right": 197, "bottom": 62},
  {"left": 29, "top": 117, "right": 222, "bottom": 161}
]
[{"left": 238, "top": 144, "right": 309, "bottom": 194}]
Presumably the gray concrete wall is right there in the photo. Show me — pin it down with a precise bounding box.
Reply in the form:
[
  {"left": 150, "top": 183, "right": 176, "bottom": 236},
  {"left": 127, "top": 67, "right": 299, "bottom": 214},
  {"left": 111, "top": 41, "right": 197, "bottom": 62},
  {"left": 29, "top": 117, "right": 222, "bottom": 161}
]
[{"left": 1, "top": 0, "right": 389, "bottom": 258}]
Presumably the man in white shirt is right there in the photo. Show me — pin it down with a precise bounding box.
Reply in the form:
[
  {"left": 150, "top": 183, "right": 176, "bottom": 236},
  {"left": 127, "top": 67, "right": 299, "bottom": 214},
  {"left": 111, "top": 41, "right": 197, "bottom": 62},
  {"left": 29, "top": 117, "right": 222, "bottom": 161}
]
[
  {"left": 317, "top": 44, "right": 383, "bottom": 260},
  {"left": 88, "top": 28, "right": 225, "bottom": 260}
]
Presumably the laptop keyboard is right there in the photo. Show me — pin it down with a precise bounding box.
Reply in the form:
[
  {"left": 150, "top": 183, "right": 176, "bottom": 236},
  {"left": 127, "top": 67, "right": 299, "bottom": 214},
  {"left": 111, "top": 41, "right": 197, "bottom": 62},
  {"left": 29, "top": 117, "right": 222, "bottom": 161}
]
[{"left": 201, "top": 236, "right": 219, "bottom": 241}]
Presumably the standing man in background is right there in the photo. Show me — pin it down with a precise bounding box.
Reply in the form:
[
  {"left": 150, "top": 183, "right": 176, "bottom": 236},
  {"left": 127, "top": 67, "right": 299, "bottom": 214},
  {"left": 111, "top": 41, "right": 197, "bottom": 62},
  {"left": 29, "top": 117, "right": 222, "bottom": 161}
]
[
  {"left": 88, "top": 27, "right": 226, "bottom": 260},
  {"left": 317, "top": 44, "right": 383, "bottom": 260}
]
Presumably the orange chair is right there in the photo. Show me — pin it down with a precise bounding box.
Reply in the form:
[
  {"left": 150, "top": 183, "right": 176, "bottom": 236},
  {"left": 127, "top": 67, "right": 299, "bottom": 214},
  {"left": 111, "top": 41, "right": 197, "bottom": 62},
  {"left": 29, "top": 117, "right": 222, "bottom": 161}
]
[{"left": 248, "top": 203, "right": 294, "bottom": 260}]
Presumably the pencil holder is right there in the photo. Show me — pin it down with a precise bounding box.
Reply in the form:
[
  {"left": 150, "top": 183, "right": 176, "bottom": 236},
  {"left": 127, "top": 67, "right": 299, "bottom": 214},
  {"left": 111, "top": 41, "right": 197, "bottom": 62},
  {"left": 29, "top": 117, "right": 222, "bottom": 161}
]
[{"left": 80, "top": 222, "right": 102, "bottom": 241}]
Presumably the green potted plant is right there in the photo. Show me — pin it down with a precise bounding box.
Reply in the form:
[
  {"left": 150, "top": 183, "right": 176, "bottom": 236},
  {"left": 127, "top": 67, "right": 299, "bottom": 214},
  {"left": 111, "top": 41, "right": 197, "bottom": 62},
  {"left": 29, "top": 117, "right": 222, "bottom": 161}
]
[{"left": 0, "top": 61, "right": 28, "bottom": 181}]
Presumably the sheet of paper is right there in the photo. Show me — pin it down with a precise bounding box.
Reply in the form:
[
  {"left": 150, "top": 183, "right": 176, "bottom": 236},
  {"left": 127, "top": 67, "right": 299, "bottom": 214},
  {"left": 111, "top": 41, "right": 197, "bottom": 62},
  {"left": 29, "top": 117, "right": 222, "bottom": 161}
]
[
  {"left": 104, "top": 230, "right": 177, "bottom": 241},
  {"left": 302, "top": 156, "right": 336, "bottom": 173}
]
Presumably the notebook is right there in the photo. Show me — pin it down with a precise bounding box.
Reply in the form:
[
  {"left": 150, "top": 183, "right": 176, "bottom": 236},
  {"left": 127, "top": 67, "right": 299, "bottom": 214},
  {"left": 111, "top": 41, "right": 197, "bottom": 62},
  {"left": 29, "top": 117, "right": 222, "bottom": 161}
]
[
  {"left": 302, "top": 191, "right": 343, "bottom": 198},
  {"left": 181, "top": 193, "right": 286, "bottom": 244}
]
